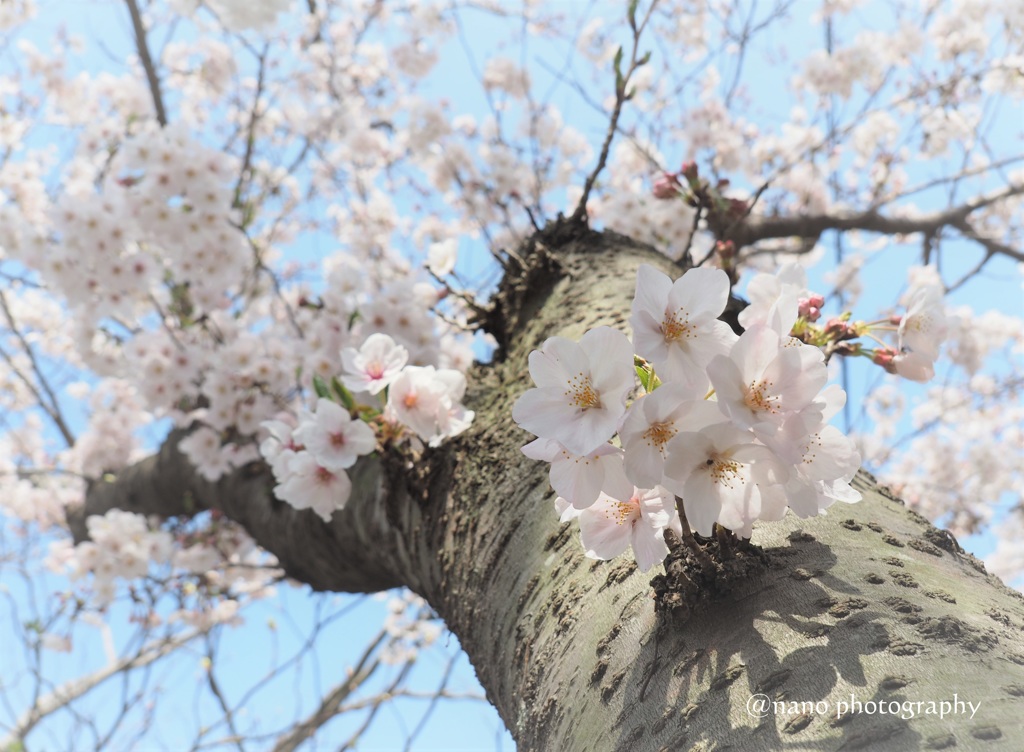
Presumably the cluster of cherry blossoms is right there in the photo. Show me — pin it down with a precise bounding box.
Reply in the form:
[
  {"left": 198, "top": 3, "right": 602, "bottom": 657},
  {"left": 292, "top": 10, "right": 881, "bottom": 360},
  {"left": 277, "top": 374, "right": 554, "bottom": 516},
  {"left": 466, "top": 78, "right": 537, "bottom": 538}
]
[
  {"left": 46, "top": 508, "right": 279, "bottom": 619},
  {"left": 258, "top": 333, "right": 473, "bottom": 522},
  {"left": 514, "top": 263, "right": 864, "bottom": 572}
]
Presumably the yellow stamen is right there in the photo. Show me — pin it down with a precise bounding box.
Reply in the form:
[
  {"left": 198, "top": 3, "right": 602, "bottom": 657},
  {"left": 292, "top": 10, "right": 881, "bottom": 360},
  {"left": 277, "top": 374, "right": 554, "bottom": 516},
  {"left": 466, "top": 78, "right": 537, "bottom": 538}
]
[
  {"left": 743, "top": 380, "right": 778, "bottom": 414},
  {"left": 706, "top": 458, "right": 743, "bottom": 490},
  {"left": 661, "top": 309, "right": 694, "bottom": 342},
  {"left": 604, "top": 498, "right": 639, "bottom": 525},
  {"left": 642, "top": 421, "right": 677, "bottom": 451},
  {"left": 565, "top": 371, "right": 601, "bottom": 409}
]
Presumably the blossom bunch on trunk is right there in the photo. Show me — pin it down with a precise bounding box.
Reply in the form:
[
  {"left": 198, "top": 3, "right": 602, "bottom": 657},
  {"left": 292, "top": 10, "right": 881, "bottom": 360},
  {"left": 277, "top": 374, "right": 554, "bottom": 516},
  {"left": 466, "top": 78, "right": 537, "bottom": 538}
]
[{"left": 514, "top": 264, "right": 863, "bottom": 570}]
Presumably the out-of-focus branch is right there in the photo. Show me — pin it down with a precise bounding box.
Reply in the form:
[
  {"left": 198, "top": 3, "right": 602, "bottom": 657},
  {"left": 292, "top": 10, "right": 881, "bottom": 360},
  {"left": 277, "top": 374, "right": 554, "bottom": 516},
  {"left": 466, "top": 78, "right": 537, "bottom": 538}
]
[
  {"left": 733, "top": 183, "right": 1024, "bottom": 262},
  {"left": 67, "top": 427, "right": 413, "bottom": 594},
  {"left": 571, "top": 1, "right": 660, "bottom": 224},
  {"left": 125, "top": 0, "right": 168, "bottom": 126},
  {"left": 952, "top": 220, "right": 1024, "bottom": 263},
  {"left": 1, "top": 629, "right": 203, "bottom": 748},
  {"left": 0, "top": 290, "right": 75, "bottom": 447},
  {"left": 271, "top": 630, "right": 388, "bottom": 752}
]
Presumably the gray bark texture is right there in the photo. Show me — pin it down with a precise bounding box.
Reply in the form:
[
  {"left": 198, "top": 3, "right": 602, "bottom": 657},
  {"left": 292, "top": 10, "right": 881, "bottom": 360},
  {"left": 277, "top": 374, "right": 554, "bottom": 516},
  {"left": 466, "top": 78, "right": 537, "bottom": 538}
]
[{"left": 71, "top": 224, "right": 1024, "bottom": 751}]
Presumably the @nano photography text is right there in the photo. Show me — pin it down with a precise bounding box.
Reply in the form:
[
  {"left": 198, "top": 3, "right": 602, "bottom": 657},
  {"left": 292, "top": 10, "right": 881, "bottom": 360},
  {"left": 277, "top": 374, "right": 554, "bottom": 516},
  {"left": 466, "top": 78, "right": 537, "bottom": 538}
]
[{"left": 746, "top": 693, "right": 981, "bottom": 721}]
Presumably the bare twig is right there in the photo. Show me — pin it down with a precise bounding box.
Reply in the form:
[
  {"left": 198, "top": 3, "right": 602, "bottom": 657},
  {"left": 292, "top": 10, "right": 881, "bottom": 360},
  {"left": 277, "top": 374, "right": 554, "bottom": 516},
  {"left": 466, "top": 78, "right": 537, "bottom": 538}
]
[
  {"left": 125, "top": 0, "right": 168, "bottom": 126},
  {"left": 273, "top": 631, "right": 389, "bottom": 752},
  {"left": 1, "top": 629, "right": 204, "bottom": 748},
  {"left": 570, "top": 1, "right": 660, "bottom": 224}
]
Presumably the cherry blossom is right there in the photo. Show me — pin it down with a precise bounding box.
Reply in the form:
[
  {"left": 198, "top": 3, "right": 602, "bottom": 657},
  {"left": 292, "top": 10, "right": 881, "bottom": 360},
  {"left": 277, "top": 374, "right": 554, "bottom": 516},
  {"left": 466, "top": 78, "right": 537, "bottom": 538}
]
[
  {"left": 387, "top": 366, "right": 474, "bottom": 447},
  {"left": 521, "top": 438, "right": 631, "bottom": 510},
  {"left": 663, "top": 422, "right": 786, "bottom": 537},
  {"left": 618, "top": 386, "right": 718, "bottom": 488},
  {"left": 273, "top": 452, "right": 352, "bottom": 523},
  {"left": 294, "top": 398, "right": 377, "bottom": 471},
  {"left": 560, "top": 485, "right": 682, "bottom": 572},
  {"left": 512, "top": 327, "right": 634, "bottom": 456},
  {"left": 706, "top": 325, "right": 827, "bottom": 437},
  {"left": 630, "top": 264, "right": 737, "bottom": 391},
  {"left": 426, "top": 239, "right": 458, "bottom": 277},
  {"left": 737, "top": 262, "right": 808, "bottom": 333},
  {"left": 341, "top": 333, "right": 410, "bottom": 395},
  {"left": 899, "top": 285, "right": 947, "bottom": 361}
]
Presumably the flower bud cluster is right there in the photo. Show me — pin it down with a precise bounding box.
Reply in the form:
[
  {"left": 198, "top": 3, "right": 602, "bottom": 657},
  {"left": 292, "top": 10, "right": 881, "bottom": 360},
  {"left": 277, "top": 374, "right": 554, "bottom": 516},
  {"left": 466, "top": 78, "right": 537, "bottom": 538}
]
[
  {"left": 742, "top": 263, "right": 948, "bottom": 383},
  {"left": 513, "top": 264, "right": 862, "bottom": 571}
]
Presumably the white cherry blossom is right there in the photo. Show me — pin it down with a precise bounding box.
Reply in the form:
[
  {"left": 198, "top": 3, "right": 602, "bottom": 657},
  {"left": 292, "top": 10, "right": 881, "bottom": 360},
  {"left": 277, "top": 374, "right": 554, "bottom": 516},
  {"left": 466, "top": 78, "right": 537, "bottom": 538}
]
[
  {"left": 663, "top": 422, "right": 786, "bottom": 537},
  {"left": 388, "top": 366, "right": 474, "bottom": 447},
  {"left": 706, "top": 325, "right": 827, "bottom": 437},
  {"left": 565, "top": 485, "right": 681, "bottom": 572},
  {"left": 274, "top": 452, "right": 352, "bottom": 523},
  {"left": 899, "top": 285, "right": 947, "bottom": 361},
  {"left": 294, "top": 398, "right": 377, "bottom": 471},
  {"left": 521, "top": 438, "right": 631, "bottom": 510},
  {"left": 341, "top": 333, "right": 409, "bottom": 395},
  {"left": 737, "top": 263, "right": 809, "bottom": 334},
  {"left": 619, "top": 386, "right": 718, "bottom": 488},
  {"left": 512, "top": 326, "right": 634, "bottom": 456},
  {"left": 630, "top": 264, "right": 737, "bottom": 391}
]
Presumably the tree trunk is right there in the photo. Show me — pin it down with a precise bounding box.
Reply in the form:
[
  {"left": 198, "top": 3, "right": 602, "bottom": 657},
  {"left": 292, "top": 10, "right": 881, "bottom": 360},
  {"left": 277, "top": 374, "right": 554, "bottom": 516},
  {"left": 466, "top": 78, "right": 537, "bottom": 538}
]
[{"left": 73, "top": 224, "right": 1024, "bottom": 751}]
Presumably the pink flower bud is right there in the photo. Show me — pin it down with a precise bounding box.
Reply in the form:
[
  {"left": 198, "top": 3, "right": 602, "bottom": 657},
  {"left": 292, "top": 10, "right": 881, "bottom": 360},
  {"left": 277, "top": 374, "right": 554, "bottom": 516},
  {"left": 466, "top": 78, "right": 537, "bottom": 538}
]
[
  {"left": 798, "top": 295, "right": 824, "bottom": 322},
  {"left": 889, "top": 313, "right": 902, "bottom": 325},
  {"left": 680, "top": 161, "right": 699, "bottom": 182},
  {"left": 652, "top": 172, "right": 681, "bottom": 199},
  {"left": 872, "top": 346, "right": 898, "bottom": 372},
  {"left": 824, "top": 317, "right": 856, "bottom": 341}
]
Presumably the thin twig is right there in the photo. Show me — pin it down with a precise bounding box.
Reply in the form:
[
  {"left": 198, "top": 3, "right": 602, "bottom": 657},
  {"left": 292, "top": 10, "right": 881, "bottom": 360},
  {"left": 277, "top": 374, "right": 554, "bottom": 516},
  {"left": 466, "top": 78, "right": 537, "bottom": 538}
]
[
  {"left": 125, "top": 0, "right": 168, "bottom": 126},
  {"left": 570, "top": 1, "right": 660, "bottom": 224}
]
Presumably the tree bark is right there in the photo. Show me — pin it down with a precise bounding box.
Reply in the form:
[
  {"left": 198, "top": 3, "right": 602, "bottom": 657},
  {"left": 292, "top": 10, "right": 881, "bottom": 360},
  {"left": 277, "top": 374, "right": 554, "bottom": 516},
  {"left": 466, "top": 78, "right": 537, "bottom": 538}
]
[{"left": 71, "top": 224, "right": 1024, "bottom": 751}]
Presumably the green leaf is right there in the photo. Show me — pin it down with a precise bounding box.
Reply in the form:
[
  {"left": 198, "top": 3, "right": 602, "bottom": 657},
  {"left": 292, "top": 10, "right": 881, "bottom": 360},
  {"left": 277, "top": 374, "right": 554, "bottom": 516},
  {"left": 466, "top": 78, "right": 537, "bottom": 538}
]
[
  {"left": 635, "top": 364, "right": 652, "bottom": 392},
  {"left": 613, "top": 45, "right": 624, "bottom": 92},
  {"left": 638, "top": 50, "right": 652, "bottom": 66},
  {"left": 312, "top": 374, "right": 331, "bottom": 400},
  {"left": 627, "top": 0, "right": 640, "bottom": 30},
  {"left": 330, "top": 376, "right": 357, "bottom": 412},
  {"left": 634, "top": 356, "right": 662, "bottom": 393}
]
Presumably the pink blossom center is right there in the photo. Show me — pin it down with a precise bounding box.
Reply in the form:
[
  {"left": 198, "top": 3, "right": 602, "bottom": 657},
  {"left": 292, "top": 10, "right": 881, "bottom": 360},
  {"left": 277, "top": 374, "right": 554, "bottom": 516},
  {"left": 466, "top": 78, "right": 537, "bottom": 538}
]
[
  {"left": 315, "top": 466, "right": 336, "bottom": 485},
  {"left": 329, "top": 432, "right": 346, "bottom": 449}
]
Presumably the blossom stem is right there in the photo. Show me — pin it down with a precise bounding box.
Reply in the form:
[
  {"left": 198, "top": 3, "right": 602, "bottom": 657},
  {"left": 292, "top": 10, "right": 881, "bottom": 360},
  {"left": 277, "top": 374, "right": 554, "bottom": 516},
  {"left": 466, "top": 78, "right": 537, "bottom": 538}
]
[
  {"left": 674, "top": 497, "right": 718, "bottom": 576},
  {"left": 865, "top": 332, "right": 892, "bottom": 349}
]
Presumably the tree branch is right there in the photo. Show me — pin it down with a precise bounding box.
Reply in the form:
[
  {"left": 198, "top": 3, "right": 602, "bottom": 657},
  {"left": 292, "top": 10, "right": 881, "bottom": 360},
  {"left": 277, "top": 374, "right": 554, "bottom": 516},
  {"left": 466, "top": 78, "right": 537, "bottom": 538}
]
[
  {"left": 271, "top": 630, "right": 387, "bottom": 752},
  {"left": 125, "top": 0, "right": 168, "bottom": 127},
  {"left": 1, "top": 629, "right": 204, "bottom": 748},
  {"left": 732, "top": 183, "right": 1024, "bottom": 262},
  {"left": 67, "top": 427, "right": 413, "bottom": 594}
]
